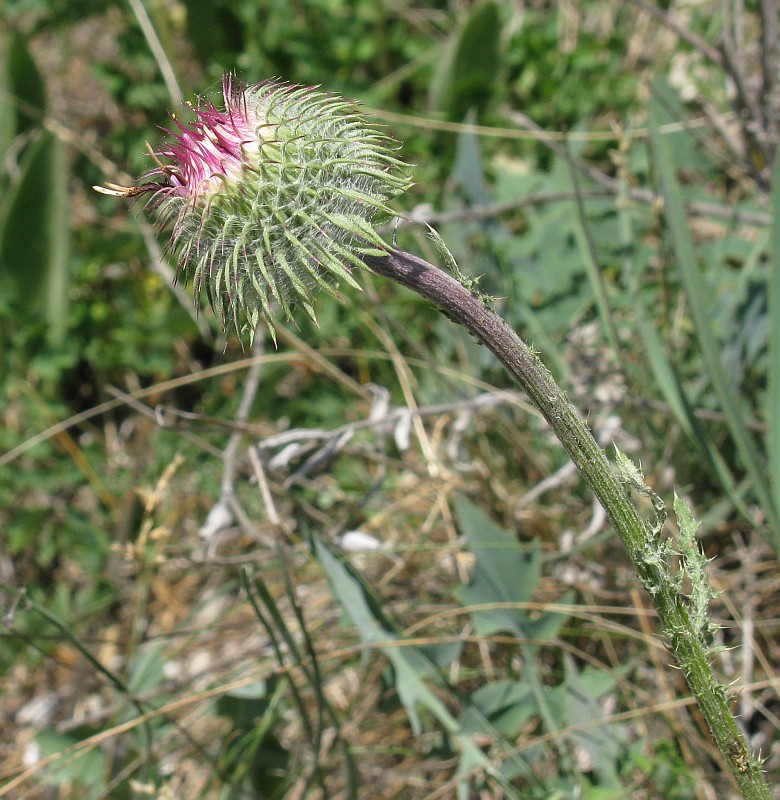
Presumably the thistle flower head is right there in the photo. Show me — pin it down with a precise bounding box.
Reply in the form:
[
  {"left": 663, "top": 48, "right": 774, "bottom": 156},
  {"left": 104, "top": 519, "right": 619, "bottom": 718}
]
[{"left": 96, "top": 74, "right": 411, "bottom": 338}]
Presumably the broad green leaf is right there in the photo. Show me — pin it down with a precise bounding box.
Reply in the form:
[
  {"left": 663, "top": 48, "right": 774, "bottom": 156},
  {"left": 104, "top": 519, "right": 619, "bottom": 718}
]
[
  {"left": 454, "top": 495, "right": 567, "bottom": 639},
  {"left": 5, "top": 31, "right": 46, "bottom": 134},
  {"left": 458, "top": 681, "right": 538, "bottom": 783},
  {"left": 0, "top": 129, "right": 70, "bottom": 340},
  {"left": 428, "top": 0, "right": 502, "bottom": 121},
  {"left": 460, "top": 680, "right": 536, "bottom": 737},
  {"left": 550, "top": 657, "right": 626, "bottom": 788},
  {"left": 36, "top": 727, "right": 106, "bottom": 789}
]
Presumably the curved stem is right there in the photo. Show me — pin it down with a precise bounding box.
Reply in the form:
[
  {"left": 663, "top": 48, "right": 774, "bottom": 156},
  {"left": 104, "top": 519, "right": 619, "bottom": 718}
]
[{"left": 364, "top": 247, "right": 771, "bottom": 800}]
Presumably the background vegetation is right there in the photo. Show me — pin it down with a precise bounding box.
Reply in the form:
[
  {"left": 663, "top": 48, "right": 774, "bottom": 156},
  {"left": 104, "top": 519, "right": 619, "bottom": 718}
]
[{"left": 1, "top": 1, "right": 779, "bottom": 798}]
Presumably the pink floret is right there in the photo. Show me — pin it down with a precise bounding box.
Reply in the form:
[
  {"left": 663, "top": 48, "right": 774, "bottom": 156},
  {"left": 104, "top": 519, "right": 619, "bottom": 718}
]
[{"left": 147, "top": 75, "right": 260, "bottom": 204}]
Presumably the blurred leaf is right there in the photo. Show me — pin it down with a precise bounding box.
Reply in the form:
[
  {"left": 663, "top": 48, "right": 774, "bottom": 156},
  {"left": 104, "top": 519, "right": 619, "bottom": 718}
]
[
  {"left": 126, "top": 641, "right": 165, "bottom": 695},
  {"left": 0, "top": 33, "right": 15, "bottom": 170},
  {"left": 506, "top": 8, "right": 638, "bottom": 133},
  {"left": 453, "top": 111, "right": 492, "bottom": 208},
  {"left": 0, "top": 129, "right": 70, "bottom": 340},
  {"left": 615, "top": 181, "right": 751, "bottom": 522},
  {"left": 570, "top": 184, "right": 622, "bottom": 364},
  {"left": 458, "top": 680, "right": 538, "bottom": 783},
  {"left": 216, "top": 681, "right": 272, "bottom": 730},
  {"left": 179, "top": 0, "right": 244, "bottom": 64},
  {"left": 630, "top": 739, "right": 697, "bottom": 799},
  {"left": 37, "top": 727, "right": 106, "bottom": 789},
  {"left": 460, "top": 680, "right": 536, "bottom": 737},
  {"left": 5, "top": 30, "right": 46, "bottom": 134},
  {"left": 418, "top": 639, "right": 464, "bottom": 671},
  {"left": 549, "top": 657, "right": 626, "bottom": 787},
  {"left": 217, "top": 679, "right": 291, "bottom": 797},
  {"left": 312, "top": 533, "right": 444, "bottom": 733},
  {"left": 770, "top": 154, "right": 780, "bottom": 520},
  {"left": 429, "top": 0, "right": 502, "bottom": 121}
]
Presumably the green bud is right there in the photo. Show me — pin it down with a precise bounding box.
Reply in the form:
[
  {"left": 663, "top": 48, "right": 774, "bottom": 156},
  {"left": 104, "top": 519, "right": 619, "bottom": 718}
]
[{"left": 95, "top": 74, "right": 412, "bottom": 338}]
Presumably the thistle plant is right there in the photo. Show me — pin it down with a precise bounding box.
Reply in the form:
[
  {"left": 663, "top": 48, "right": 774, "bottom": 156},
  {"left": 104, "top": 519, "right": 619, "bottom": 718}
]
[
  {"left": 97, "top": 75, "right": 771, "bottom": 799},
  {"left": 96, "top": 74, "right": 411, "bottom": 338}
]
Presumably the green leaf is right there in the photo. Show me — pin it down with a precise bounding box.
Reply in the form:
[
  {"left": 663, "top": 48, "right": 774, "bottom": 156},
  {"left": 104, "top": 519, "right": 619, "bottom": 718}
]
[
  {"left": 551, "top": 657, "right": 626, "bottom": 787},
  {"left": 5, "top": 31, "right": 46, "bottom": 134},
  {"left": 460, "top": 680, "right": 536, "bottom": 737},
  {"left": 649, "top": 92, "right": 780, "bottom": 546},
  {"left": 0, "top": 34, "right": 16, "bottom": 173},
  {"left": 216, "top": 679, "right": 291, "bottom": 797},
  {"left": 429, "top": 0, "right": 502, "bottom": 121},
  {"left": 216, "top": 681, "right": 274, "bottom": 731},
  {"left": 126, "top": 641, "right": 166, "bottom": 696},
  {"left": 452, "top": 112, "right": 492, "bottom": 207},
  {"left": 36, "top": 727, "right": 106, "bottom": 789},
  {"left": 0, "top": 129, "right": 70, "bottom": 340},
  {"left": 769, "top": 154, "right": 780, "bottom": 525},
  {"left": 457, "top": 681, "right": 538, "bottom": 783},
  {"left": 311, "top": 533, "right": 520, "bottom": 800},
  {"left": 454, "top": 495, "right": 566, "bottom": 640},
  {"left": 312, "top": 534, "right": 443, "bottom": 732}
]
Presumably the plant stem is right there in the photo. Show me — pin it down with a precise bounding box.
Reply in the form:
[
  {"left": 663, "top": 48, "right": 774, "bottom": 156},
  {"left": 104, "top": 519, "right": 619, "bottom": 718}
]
[{"left": 364, "top": 247, "right": 771, "bottom": 799}]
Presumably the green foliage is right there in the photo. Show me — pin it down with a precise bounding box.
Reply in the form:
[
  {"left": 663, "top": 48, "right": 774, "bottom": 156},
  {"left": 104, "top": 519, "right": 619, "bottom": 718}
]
[
  {"left": 429, "top": 0, "right": 502, "bottom": 122},
  {"left": 0, "top": 129, "right": 70, "bottom": 339},
  {"left": 36, "top": 727, "right": 108, "bottom": 795},
  {"left": 313, "top": 498, "right": 631, "bottom": 797},
  {"left": 215, "top": 681, "right": 291, "bottom": 798},
  {"left": 506, "top": 7, "right": 638, "bottom": 136},
  {"left": 629, "top": 739, "right": 698, "bottom": 799},
  {"left": 4, "top": 30, "right": 46, "bottom": 134},
  {"left": 648, "top": 85, "right": 780, "bottom": 545},
  {"left": 0, "top": 33, "right": 70, "bottom": 341},
  {"left": 454, "top": 495, "right": 569, "bottom": 640},
  {"left": 770, "top": 154, "right": 780, "bottom": 524}
]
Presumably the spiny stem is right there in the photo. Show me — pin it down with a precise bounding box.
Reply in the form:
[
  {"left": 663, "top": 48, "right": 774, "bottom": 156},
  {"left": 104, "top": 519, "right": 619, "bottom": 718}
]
[{"left": 363, "top": 247, "right": 771, "bottom": 800}]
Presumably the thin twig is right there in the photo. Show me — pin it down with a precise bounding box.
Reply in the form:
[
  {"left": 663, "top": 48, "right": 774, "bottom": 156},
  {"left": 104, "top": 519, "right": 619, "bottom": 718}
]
[
  {"left": 630, "top": 0, "right": 724, "bottom": 64},
  {"left": 248, "top": 445, "right": 280, "bottom": 527}
]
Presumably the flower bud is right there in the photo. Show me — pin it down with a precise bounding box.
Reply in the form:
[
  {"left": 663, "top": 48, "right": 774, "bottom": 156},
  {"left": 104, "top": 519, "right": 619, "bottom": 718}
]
[{"left": 96, "top": 74, "right": 411, "bottom": 338}]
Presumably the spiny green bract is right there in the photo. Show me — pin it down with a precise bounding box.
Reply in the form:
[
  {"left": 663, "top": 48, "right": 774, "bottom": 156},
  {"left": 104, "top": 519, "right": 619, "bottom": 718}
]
[{"left": 96, "top": 76, "right": 412, "bottom": 340}]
